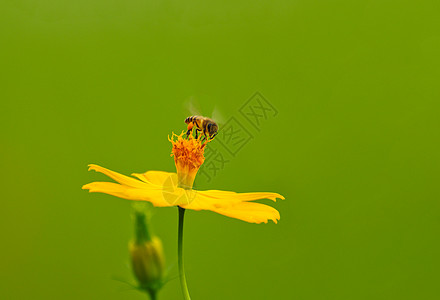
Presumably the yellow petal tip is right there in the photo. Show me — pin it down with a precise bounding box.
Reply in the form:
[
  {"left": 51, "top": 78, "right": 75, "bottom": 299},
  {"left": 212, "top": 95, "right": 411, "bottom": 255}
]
[
  {"left": 82, "top": 184, "right": 91, "bottom": 190},
  {"left": 87, "top": 164, "right": 98, "bottom": 172}
]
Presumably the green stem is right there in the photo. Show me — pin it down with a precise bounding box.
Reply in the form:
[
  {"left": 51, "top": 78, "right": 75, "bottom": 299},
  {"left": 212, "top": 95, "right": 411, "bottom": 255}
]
[
  {"left": 148, "top": 289, "right": 157, "bottom": 300},
  {"left": 178, "top": 207, "right": 191, "bottom": 300}
]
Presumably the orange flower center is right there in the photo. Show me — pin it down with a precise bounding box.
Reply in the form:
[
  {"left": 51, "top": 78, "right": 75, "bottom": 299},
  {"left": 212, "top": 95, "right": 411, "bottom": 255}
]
[{"left": 169, "top": 132, "right": 207, "bottom": 189}]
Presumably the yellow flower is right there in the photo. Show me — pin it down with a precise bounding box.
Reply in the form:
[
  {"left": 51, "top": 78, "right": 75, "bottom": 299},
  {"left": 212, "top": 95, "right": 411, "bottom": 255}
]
[{"left": 82, "top": 132, "right": 284, "bottom": 224}]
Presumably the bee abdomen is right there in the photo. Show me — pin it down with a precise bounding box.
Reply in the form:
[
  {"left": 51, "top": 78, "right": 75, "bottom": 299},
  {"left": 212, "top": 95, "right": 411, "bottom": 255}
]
[{"left": 185, "top": 116, "right": 198, "bottom": 124}]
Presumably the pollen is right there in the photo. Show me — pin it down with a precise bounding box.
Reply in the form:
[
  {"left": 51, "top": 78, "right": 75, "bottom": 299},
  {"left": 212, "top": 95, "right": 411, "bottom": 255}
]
[{"left": 169, "top": 132, "right": 207, "bottom": 189}]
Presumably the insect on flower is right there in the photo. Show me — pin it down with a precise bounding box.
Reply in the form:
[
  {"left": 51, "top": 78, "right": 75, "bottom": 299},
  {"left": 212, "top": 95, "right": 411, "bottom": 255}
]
[
  {"left": 185, "top": 115, "right": 218, "bottom": 140},
  {"left": 184, "top": 98, "right": 223, "bottom": 141}
]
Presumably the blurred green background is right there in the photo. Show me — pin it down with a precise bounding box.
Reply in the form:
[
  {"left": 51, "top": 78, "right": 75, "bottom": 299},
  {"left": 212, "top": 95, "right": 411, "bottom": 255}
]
[{"left": 1, "top": 0, "right": 439, "bottom": 299}]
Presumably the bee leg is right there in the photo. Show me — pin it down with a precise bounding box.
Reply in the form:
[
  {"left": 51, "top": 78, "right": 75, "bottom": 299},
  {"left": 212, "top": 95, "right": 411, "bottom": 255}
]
[
  {"left": 186, "top": 123, "right": 194, "bottom": 138},
  {"left": 201, "top": 130, "right": 208, "bottom": 142},
  {"left": 195, "top": 130, "right": 199, "bottom": 139},
  {"left": 210, "top": 133, "right": 217, "bottom": 140}
]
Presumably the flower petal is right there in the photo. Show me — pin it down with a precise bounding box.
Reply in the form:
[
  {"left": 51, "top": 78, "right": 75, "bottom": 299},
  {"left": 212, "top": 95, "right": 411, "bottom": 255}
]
[
  {"left": 197, "top": 190, "right": 284, "bottom": 202},
  {"left": 211, "top": 202, "right": 280, "bottom": 224},
  {"left": 132, "top": 171, "right": 178, "bottom": 187},
  {"left": 180, "top": 190, "right": 282, "bottom": 223},
  {"left": 181, "top": 189, "right": 284, "bottom": 211},
  {"left": 82, "top": 182, "right": 173, "bottom": 207},
  {"left": 181, "top": 192, "right": 240, "bottom": 211},
  {"left": 88, "top": 164, "right": 146, "bottom": 189}
]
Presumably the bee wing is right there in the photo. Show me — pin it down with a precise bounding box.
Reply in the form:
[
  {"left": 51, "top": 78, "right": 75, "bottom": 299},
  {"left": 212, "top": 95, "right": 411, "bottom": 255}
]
[
  {"left": 211, "top": 105, "right": 226, "bottom": 127},
  {"left": 184, "top": 96, "right": 202, "bottom": 116}
]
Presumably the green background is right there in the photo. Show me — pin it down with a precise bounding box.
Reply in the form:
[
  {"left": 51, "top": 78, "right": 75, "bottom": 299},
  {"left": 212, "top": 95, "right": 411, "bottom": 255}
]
[{"left": 1, "top": 1, "right": 439, "bottom": 299}]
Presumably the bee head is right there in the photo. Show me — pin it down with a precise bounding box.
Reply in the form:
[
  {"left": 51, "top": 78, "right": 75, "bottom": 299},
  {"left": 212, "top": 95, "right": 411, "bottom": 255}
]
[{"left": 207, "top": 123, "right": 218, "bottom": 138}]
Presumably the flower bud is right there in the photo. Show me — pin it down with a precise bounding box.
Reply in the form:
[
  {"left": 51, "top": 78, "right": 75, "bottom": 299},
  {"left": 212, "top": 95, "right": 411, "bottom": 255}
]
[{"left": 130, "top": 211, "right": 165, "bottom": 293}]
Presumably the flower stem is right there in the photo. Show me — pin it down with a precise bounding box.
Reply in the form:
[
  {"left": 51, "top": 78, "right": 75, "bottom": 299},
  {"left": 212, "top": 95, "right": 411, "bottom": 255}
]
[
  {"left": 178, "top": 207, "right": 191, "bottom": 300},
  {"left": 148, "top": 289, "right": 157, "bottom": 300}
]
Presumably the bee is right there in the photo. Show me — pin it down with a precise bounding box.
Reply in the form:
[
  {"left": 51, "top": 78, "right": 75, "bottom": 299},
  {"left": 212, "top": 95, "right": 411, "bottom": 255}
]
[{"left": 185, "top": 115, "right": 219, "bottom": 140}]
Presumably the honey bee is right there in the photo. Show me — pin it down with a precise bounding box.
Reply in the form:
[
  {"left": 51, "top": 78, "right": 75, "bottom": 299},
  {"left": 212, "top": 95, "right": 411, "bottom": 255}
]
[{"left": 185, "top": 115, "right": 219, "bottom": 140}]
